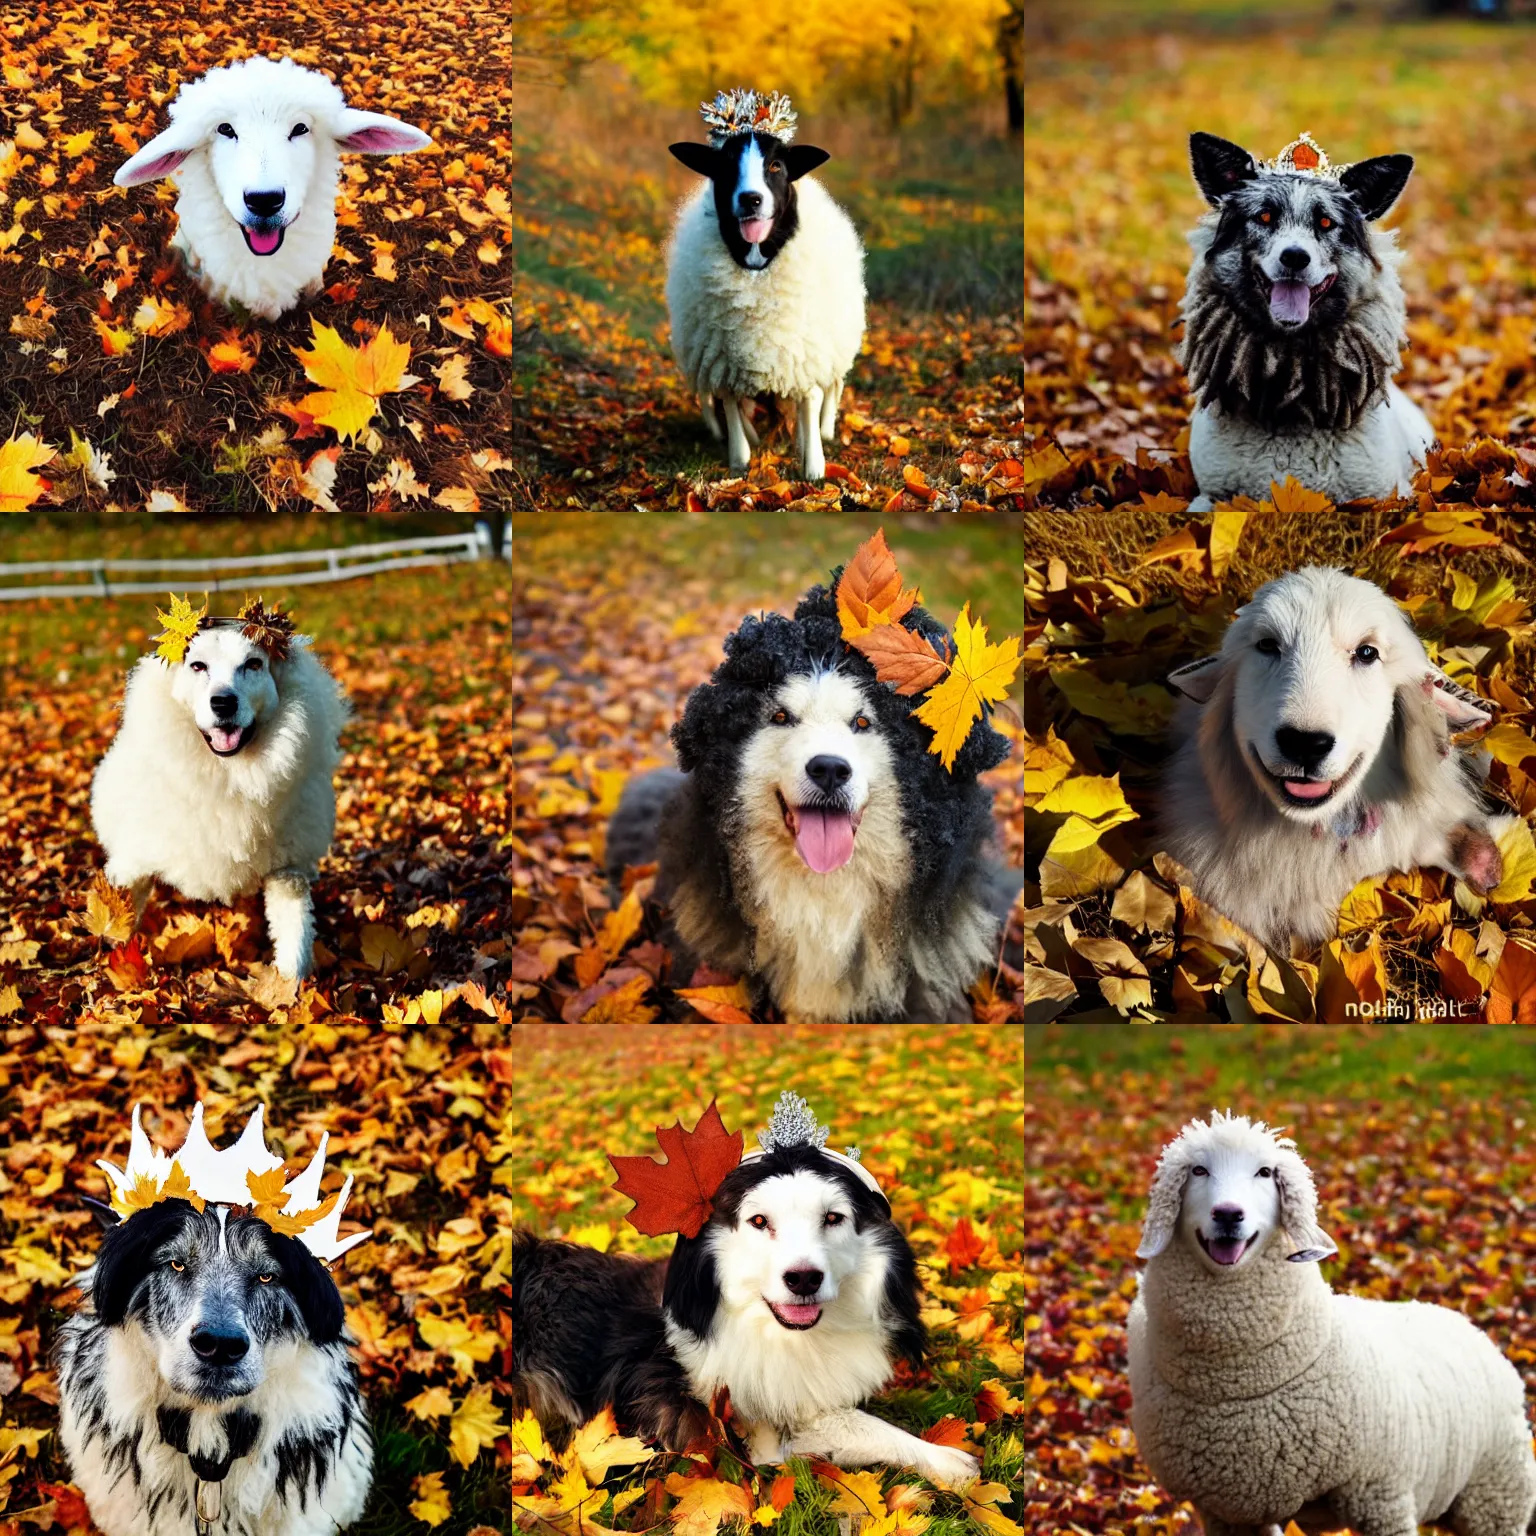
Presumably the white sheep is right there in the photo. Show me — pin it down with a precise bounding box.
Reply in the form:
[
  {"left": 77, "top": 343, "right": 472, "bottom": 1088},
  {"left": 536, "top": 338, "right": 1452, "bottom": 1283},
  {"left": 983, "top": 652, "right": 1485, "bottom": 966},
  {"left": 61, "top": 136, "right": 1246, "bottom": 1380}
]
[
  {"left": 1128, "top": 1111, "right": 1536, "bottom": 1536},
  {"left": 666, "top": 89, "right": 866, "bottom": 482},
  {"left": 113, "top": 56, "right": 432, "bottom": 320}
]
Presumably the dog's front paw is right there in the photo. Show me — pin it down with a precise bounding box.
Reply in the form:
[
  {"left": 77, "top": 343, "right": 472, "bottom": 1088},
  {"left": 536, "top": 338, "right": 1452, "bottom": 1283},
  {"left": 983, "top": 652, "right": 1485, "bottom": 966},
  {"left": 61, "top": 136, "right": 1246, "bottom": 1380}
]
[{"left": 918, "top": 1445, "right": 980, "bottom": 1489}]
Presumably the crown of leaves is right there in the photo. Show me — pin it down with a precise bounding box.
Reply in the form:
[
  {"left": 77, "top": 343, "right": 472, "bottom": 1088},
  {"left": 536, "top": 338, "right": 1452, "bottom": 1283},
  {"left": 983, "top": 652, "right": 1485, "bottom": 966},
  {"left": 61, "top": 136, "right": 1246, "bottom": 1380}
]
[
  {"left": 96, "top": 1103, "right": 369, "bottom": 1264},
  {"left": 835, "top": 529, "right": 1020, "bottom": 772},
  {"left": 1259, "top": 132, "right": 1349, "bottom": 180},
  {"left": 152, "top": 594, "right": 296, "bottom": 667},
  {"left": 701, "top": 88, "right": 798, "bottom": 147}
]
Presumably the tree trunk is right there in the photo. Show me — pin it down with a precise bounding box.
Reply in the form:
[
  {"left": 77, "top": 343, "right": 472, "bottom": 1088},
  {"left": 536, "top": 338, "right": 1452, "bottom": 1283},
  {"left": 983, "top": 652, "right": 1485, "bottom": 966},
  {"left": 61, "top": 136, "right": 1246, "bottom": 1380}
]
[{"left": 999, "top": 1, "right": 1024, "bottom": 134}]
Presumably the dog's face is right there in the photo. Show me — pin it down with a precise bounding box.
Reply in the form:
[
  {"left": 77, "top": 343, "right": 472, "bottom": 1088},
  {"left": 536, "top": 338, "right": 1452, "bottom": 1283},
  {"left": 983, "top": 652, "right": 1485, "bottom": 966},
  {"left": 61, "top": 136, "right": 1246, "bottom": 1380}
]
[
  {"left": 736, "top": 669, "right": 896, "bottom": 874},
  {"left": 668, "top": 132, "right": 831, "bottom": 269},
  {"left": 1172, "top": 1132, "right": 1282, "bottom": 1271},
  {"left": 90, "top": 1200, "right": 345, "bottom": 1404},
  {"left": 199, "top": 101, "right": 322, "bottom": 256},
  {"left": 172, "top": 626, "right": 280, "bottom": 758},
  {"left": 1189, "top": 132, "right": 1413, "bottom": 334}
]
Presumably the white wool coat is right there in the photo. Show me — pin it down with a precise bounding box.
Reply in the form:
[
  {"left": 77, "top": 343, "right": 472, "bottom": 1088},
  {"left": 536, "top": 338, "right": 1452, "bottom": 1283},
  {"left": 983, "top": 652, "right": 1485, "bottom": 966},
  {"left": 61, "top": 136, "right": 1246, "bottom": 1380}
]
[{"left": 665, "top": 177, "right": 866, "bottom": 402}]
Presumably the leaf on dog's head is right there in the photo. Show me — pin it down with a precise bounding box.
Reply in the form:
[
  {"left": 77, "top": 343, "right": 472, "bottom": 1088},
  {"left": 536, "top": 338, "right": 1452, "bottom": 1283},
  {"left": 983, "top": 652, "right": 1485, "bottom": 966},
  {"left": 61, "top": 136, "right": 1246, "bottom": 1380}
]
[
  {"left": 837, "top": 528, "right": 920, "bottom": 640},
  {"left": 237, "top": 596, "right": 296, "bottom": 662},
  {"left": 913, "top": 605, "right": 1022, "bottom": 771},
  {"left": 608, "top": 1099, "right": 743, "bottom": 1238},
  {"left": 848, "top": 620, "right": 950, "bottom": 696},
  {"left": 152, "top": 592, "right": 208, "bottom": 666}
]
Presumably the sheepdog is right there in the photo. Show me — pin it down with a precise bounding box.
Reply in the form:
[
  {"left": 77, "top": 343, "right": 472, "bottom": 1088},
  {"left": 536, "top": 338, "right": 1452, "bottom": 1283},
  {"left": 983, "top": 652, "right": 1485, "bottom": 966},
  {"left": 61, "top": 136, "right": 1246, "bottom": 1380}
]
[
  {"left": 1162, "top": 566, "right": 1508, "bottom": 953},
  {"left": 512, "top": 1123, "right": 979, "bottom": 1487},
  {"left": 91, "top": 618, "right": 348, "bottom": 980},
  {"left": 1180, "top": 131, "right": 1434, "bottom": 508},
  {"left": 114, "top": 56, "right": 432, "bottom": 320},
  {"left": 1129, "top": 1112, "right": 1536, "bottom": 1536},
  {"left": 604, "top": 580, "right": 1016, "bottom": 1023}
]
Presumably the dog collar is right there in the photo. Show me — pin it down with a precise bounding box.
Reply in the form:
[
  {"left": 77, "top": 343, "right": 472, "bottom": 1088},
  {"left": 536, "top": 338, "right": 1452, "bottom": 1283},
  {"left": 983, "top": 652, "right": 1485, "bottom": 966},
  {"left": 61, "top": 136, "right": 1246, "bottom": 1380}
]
[{"left": 157, "top": 1405, "right": 261, "bottom": 1536}]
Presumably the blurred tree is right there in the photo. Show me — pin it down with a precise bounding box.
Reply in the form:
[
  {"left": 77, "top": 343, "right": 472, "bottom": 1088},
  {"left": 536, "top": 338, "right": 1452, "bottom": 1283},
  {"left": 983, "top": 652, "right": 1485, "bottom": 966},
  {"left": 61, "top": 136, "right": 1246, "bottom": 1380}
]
[{"left": 1000, "top": 0, "right": 1023, "bottom": 132}]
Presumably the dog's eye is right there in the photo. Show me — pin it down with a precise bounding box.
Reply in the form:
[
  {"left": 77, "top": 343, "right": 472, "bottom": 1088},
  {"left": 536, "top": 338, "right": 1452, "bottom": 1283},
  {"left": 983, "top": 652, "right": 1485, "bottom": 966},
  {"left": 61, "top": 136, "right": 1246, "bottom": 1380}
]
[
  {"left": 170, "top": 1260, "right": 185, "bottom": 1272},
  {"left": 1257, "top": 209, "right": 1272, "bottom": 225},
  {"left": 216, "top": 123, "right": 236, "bottom": 140},
  {"left": 189, "top": 661, "right": 207, "bottom": 673},
  {"left": 851, "top": 715, "right": 870, "bottom": 732},
  {"left": 1191, "top": 1166, "right": 1209, "bottom": 1177},
  {"left": 1318, "top": 215, "right": 1333, "bottom": 230},
  {"left": 289, "top": 123, "right": 309, "bottom": 138},
  {"left": 244, "top": 658, "right": 263, "bottom": 672},
  {"left": 1257, "top": 1166, "right": 1273, "bottom": 1178},
  {"left": 1353, "top": 644, "right": 1380, "bottom": 665},
  {"left": 824, "top": 1211, "right": 845, "bottom": 1226},
  {"left": 770, "top": 709, "right": 791, "bottom": 726},
  {"left": 770, "top": 161, "right": 784, "bottom": 174},
  {"left": 1255, "top": 637, "right": 1281, "bottom": 656},
  {"left": 257, "top": 1273, "right": 274, "bottom": 1284},
  {"left": 747, "top": 1214, "right": 769, "bottom": 1230}
]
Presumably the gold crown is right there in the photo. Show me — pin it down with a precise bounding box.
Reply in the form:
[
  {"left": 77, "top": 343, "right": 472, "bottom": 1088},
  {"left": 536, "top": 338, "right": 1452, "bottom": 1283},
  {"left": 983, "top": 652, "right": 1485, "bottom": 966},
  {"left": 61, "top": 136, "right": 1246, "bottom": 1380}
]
[{"left": 1259, "top": 132, "right": 1351, "bottom": 180}]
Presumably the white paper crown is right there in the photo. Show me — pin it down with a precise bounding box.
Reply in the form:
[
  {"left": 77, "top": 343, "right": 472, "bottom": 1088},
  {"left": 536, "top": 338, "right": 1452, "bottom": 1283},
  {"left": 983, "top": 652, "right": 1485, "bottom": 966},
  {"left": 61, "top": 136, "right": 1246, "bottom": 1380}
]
[
  {"left": 1259, "top": 132, "right": 1350, "bottom": 180},
  {"left": 740, "top": 1091, "right": 882, "bottom": 1195},
  {"left": 701, "top": 88, "right": 798, "bottom": 147},
  {"left": 96, "top": 1103, "right": 370, "bottom": 1265}
]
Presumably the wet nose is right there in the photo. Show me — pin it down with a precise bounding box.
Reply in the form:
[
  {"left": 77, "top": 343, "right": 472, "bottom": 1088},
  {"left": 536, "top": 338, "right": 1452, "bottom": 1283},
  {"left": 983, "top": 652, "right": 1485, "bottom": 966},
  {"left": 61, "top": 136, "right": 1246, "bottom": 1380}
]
[
  {"left": 783, "top": 1267, "right": 823, "bottom": 1297},
  {"left": 805, "top": 755, "right": 851, "bottom": 795},
  {"left": 210, "top": 691, "right": 240, "bottom": 721},
  {"left": 1210, "top": 1203, "right": 1245, "bottom": 1228},
  {"left": 736, "top": 190, "right": 763, "bottom": 213},
  {"left": 1278, "top": 245, "right": 1311, "bottom": 273},
  {"left": 190, "top": 1326, "right": 249, "bottom": 1366},
  {"left": 243, "top": 189, "right": 285, "bottom": 218},
  {"left": 1275, "top": 726, "right": 1334, "bottom": 772}
]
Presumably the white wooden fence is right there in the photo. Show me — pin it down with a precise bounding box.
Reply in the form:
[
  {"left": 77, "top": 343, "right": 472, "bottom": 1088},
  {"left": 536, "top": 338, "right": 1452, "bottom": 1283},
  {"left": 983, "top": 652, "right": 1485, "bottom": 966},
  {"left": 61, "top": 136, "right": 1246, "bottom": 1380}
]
[{"left": 0, "top": 528, "right": 504, "bottom": 601}]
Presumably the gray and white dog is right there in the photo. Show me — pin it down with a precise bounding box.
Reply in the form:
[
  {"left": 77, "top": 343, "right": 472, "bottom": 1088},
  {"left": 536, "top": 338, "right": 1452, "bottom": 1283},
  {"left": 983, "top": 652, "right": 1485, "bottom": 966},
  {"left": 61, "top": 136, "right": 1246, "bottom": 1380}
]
[
  {"left": 1179, "top": 131, "right": 1434, "bottom": 508},
  {"left": 55, "top": 1201, "right": 371, "bottom": 1536}
]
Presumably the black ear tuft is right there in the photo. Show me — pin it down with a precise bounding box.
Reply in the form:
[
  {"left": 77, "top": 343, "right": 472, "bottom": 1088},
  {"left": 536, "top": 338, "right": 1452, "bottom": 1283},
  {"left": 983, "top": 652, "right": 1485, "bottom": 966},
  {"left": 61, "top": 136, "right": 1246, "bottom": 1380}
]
[
  {"left": 266, "top": 1231, "right": 346, "bottom": 1344},
  {"left": 93, "top": 1200, "right": 195, "bottom": 1325},
  {"left": 1339, "top": 153, "right": 1413, "bottom": 223},
  {"left": 785, "top": 145, "right": 830, "bottom": 181},
  {"left": 1189, "top": 132, "right": 1258, "bottom": 207},
  {"left": 661, "top": 1232, "right": 718, "bottom": 1342},
  {"left": 669, "top": 142, "right": 722, "bottom": 179}
]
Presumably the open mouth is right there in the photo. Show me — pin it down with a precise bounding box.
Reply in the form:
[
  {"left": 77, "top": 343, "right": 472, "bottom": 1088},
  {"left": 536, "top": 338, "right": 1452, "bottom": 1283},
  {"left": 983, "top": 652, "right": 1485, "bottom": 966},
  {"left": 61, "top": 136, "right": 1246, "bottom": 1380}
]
[
  {"left": 766, "top": 1299, "right": 823, "bottom": 1329},
  {"left": 1262, "top": 270, "right": 1336, "bottom": 327},
  {"left": 1249, "top": 743, "right": 1361, "bottom": 811},
  {"left": 776, "top": 789, "right": 862, "bottom": 874},
  {"left": 202, "top": 722, "right": 253, "bottom": 757},
  {"left": 240, "top": 220, "right": 289, "bottom": 256},
  {"left": 1197, "top": 1231, "right": 1256, "bottom": 1267},
  {"left": 738, "top": 216, "right": 773, "bottom": 246}
]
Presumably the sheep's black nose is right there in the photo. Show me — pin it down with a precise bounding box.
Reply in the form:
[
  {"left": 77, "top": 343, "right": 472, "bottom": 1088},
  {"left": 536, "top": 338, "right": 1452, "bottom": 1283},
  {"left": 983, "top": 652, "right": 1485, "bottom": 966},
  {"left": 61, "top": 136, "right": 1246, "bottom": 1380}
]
[
  {"left": 1275, "top": 726, "right": 1334, "bottom": 771},
  {"left": 210, "top": 692, "right": 240, "bottom": 721},
  {"left": 805, "top": 755, "right": 852, "bottom": 795},
  {"left": 243, "top": 189, "right": 285, "bottom": 218},
  {"left": 1210, "top": 1203, "right": 1245, "bottom": 1228},
  {"left": 736, "top": 191, "right": 763, "bottom": 213},
  {"left": 783, "top": 1268, "right": 823, "bottom": 1297},
  {"left": 190, "top": 1326, "right": 249, "bottom": 1366},
  {"left": 1278, "top": 246, "right": 1311, "bottom": 273}
]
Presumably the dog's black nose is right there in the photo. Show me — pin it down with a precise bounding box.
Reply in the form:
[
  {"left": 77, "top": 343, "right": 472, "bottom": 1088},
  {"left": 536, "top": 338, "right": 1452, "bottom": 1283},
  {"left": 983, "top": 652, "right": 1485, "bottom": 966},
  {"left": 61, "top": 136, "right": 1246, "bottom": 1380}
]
[
  {"left": 782, "top": 1268, "right": 823, "bottom": 1297},
  {"left": 243, "top": 189, "right": 285, "bottom": 218},
  {"left": 1275, "top": 726, "right": 1335, "bottom": 771},
  {"left": 736, "top": 191, "right": 763, "bottom": 213},
  {"left": 1210, "top": 1202, "right": 1245, "bottom": 1228},
  {"left": 805, "top": 755, "right": 851, "bottom": 794},
  {"left": 210, "top": 691, "right": 240, "bottom": 721},
  {"left": 190, "top": 1326, "right": 250, "bottom": 1366},
  {"left": 1278, "top": 245, "right": 1311, "bottom": 273}
]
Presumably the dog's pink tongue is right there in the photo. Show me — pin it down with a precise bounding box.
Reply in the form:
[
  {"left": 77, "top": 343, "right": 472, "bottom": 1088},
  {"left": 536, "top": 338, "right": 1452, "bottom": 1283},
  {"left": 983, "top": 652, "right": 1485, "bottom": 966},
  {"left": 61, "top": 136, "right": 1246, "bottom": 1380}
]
[
  {"left": 1270, "top": 279, "right": 1311, "bottom": 324},
  {"left": 794, "top": 808, "right": 855, "bottom": 873},
  {"left": 776, "top": 1302, "right": 821, "bottom": 1324},
  {"left": 1283, "top": 778, "right": 1333, "bottom": 801},
  {"left": 739, "top": 217, "right": 772, "bottom": 245},
  {"left": 1207, "top": 1236, "right": 1247, "bottom": 1266},
  {"left": 246, "top": 226, "right": 282, "bottom": 255},
  {"left": 210, "top": 726, "right": 243, "bottom": 752}
]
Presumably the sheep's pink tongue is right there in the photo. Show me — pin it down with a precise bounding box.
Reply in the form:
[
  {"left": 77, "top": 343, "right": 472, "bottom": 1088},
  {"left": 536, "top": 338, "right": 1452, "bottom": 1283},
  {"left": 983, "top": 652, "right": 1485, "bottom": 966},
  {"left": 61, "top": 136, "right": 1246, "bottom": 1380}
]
[
  {"left": 739, "top": 217, "right": 772, "bottom": 245},
  {"left": 1207, "top": 1236, "right": 1247, "bottom": 1266},
  {"left": 210, "top": 726, "right": 243, "bottom": 752},
  {"left": 794, "top": 808, "right": 855, "bottom": 873},
  {"left": 246, "top": 226, "right": 282, "bottom": 255},
  {"left": 1269, "top": 279, "right": 1311, "bottom": 324},
  {"left": 1282, "top": 778, "right": 1333, "bottom": 801}
]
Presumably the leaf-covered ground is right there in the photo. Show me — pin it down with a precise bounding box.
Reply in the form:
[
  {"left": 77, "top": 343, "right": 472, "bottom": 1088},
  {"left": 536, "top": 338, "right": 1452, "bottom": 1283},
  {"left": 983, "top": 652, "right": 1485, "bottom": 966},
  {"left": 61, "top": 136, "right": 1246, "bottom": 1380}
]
[
  {"left": 1025, "top": 1023, "right": 1536, "bottom": 1534},
  {"left": 508, "top": 1023, "right": 1024, "bottom": 1535},
  {"left": 0, "top": 0, "right": 510, "bottom": 517},
  {"left": 511, "top": 77, "right": 1024, "bottom": 515},
  {"left": 509, "top": 511, "right": 1024, "bottom": 1023}
]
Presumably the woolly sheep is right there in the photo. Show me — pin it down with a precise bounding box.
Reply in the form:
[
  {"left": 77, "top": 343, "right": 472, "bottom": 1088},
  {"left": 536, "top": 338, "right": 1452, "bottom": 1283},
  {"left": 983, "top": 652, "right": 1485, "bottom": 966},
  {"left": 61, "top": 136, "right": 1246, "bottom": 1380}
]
[
  {"left": 1128, "top": 1112, "right": 1536, "bottom": 1536},
  {"left": 666, "top": 101, "right": 866, "bottom": 482},
  {"left": 114, "top": 56, "right": 432, "bottom": 320}
]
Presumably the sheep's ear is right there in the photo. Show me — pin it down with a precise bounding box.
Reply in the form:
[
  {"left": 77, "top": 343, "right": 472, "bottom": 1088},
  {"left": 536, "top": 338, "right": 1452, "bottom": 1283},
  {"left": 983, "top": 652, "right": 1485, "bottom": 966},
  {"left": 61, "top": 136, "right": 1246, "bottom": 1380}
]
[
  {"left": 333, "top": 110, "right": 432, "bottom": 155},
  {"left": 784, "top": 145, "right": 830, "bottom": 181},
  {"left": 1167, "top": 654, "right": 1225, "bottom": 703},
  {"left": 1424, "top": 669, "right": 1494, "bottom": 732},
  {"left": 1136, "top": 1153, "right": 1189, "bottom": 1260},
  {"left": 669, "top": 142, "right": 721, "bottom": 179},
  {"left": 1273, "top": 1147, "right": 1337, "bottom": 1264},
  {"left": 114, "top": 123, "right": 204, "bottom": 186}
]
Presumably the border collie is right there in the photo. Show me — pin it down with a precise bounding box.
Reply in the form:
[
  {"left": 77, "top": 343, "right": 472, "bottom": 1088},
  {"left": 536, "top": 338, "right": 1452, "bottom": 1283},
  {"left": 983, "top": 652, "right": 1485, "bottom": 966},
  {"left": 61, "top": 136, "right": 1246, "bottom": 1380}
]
[
  {"left": 1179, "top": 131, "right": 1434, "bottom": 508},
  {"left": 55, "top": 1200, "right": 371, "bottom": 1536},
  {"left": 513, "top": 1142, "right": 980, "bottom": 1487}
]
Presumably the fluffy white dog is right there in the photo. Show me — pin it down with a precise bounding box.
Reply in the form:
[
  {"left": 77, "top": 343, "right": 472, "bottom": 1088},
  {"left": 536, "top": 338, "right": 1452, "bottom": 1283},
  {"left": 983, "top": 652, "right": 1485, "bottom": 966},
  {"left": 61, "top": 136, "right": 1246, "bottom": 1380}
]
[
  {"left": 92, "top": 619, "right": 348, "bottom": 979},
  {"left": 114, "top": 56, "right": 432, "bottom": 319}
]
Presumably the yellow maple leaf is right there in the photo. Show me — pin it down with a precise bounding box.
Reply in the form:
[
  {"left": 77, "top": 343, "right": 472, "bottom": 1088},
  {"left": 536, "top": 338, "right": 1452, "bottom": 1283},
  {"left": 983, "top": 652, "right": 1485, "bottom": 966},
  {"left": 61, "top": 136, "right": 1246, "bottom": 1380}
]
[
  {"left": 821, "top": 1469, "right": 887, "bottom": 1514},
  {"left": 115, "top": 1172, "right": 164, "bottom": 1216},
  {"left": 291, "top": 321, "right": 415, "bottom": 444},
  {"left": 405, "top": 1385, "right": 454, "bottom": 1421},
  {"left": 913, "top": 604, "right": 1021, "bottom": 770},
  {"left": 261, "top": 1188, "right": 340, "bottom": 1237},
  {"left": 162, "top": 1161, "right": 205, "bottom": 1213},
  {"left": 62, "top": 129, "right": 95, "bottom": 158},
  {"left": 0, "top": 433, "right": 56, "bottom": 514},
  {"left": 245, "top": 1167, "right": 288, "bottom": 1208},
  {"left": 84, "top": 874, "right": 135, "bottom": 944},
  {"left": 409, "top": 1470, "right": 452, "bottom": 1527},
  {"left": 152, "top": 593, "right": 207, "bottom": 665},
  {"left": 567, "top": 1407, "right": 651, "bottom": 1481},
  {"left": 448, "top": 1384, "right": 507, "bottom": 1468},
  {"left": 418, "top": 1312, "right": 497, "bottom": 1377},
  {"left": 511, "top": 1410, "right": 550, "bottom": 1481},
  {"left": 664, "top": 1473, "right": 754, "bottom": 1536}
]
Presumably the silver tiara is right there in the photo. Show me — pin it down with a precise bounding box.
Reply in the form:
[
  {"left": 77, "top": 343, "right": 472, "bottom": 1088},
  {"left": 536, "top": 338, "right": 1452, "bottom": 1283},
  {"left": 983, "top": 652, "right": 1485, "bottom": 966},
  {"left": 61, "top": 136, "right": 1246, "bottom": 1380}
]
[
  {"left": 744, "top": 1092, "right": 880, "bottom": 1195},
  {"left": 701, "top": 88, "right": 798, "bottom": 148}
]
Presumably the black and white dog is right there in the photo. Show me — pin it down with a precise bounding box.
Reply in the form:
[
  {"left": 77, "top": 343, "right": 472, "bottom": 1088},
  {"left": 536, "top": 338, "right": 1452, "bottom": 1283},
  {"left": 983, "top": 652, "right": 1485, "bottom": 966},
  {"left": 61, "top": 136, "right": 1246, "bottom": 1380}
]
[
  {"left": 55, "top": 1201, "right": 371, "bottom": 1536},
  {"left": 1180, "top": 131, "right": 1434, "bottom": 508},
  {"left": 513, "top": 1129, "right": 979, "bottom": 1486}
]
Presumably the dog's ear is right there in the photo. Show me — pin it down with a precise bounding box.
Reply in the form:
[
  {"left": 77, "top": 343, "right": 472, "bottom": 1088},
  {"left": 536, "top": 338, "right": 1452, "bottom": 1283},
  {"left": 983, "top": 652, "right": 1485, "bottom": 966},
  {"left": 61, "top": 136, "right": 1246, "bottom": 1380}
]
[
  {"left": 1167, "top": 654, "right": 1225, "bottom": 703},
  {"left": 669, "top": 142, "right": 722, "bottom": 179},
  {"left": 267, "top": 1231, "right": 346, "bottom": 1345},
  {"left": 661, "top": 1231, "right": 719, "bottom": 1341},
  {"left": 784, "top": 145, "right": 830, "bottom": 181},
  {"left": 81, "top": 1195, "right": 121, "bottom": 1232},
  {"left": 93, "top": 1200, "right": 195, "bottom": 1325},
  {"left": 1424, "top": 669, "right": 1494, "bottom": 733},
  {"left": 1340, "top": 154, "right": 1413, "bottom": 222},
  {"left": 1137, "top": 1144, "right": 1192, "bottom": 1260},
  {"left": 114, "top": 122, "right": 204, "bottom": 186},
  {"left": 1272, "top": 1146, "right": 1338, "bottom": 1264},
  {"left": 1189, "top": 132, "right": 1258, "bottom": 206}
]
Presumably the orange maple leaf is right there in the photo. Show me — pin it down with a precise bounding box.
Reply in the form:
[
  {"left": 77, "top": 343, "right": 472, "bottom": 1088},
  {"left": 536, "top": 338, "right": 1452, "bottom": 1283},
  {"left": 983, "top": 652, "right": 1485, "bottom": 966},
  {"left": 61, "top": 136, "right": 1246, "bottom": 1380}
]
[
  {"left": 609, "top": 1100, "right": 743, "bottom": 1238},
  {"left": 943, "top": 1215, "right": 986, "bottom": 1273},
  {"left": 848, "top": 621, "right": 950, "bottom": 697},
  {"left": 836, "top": 528, "right": 920, "bottom": 639},
  {"left": 921, "top": 1415, "right": 970, "bottom": 1448}
]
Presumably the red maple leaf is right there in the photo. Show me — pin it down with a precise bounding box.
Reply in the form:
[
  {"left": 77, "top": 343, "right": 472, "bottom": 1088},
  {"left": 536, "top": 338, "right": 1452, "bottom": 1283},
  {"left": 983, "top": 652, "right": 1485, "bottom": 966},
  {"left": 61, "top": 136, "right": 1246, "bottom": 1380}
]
[
  {"left": 608, "top": 1099, "right": 743, "bottom": 1237},
  {"left": 943, "top": 1215, "right": 986, "bottom": 1273}
]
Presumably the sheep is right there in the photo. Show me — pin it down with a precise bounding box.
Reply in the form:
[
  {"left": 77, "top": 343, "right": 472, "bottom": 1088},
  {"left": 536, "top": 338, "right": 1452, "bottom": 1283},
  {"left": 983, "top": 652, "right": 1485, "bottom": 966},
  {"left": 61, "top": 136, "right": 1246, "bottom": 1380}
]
[
  {"left": 1162, "top": 566, "right": 1509, "bottom": 953},
  {"left": 1128, "top": 1111, "right": 1536, "bottom": 1536},
  {"left": 113, "top": 56, "right": 432, "bottom": 320},
  {"left": 666, "top": 89, "right": 866, "bottom": 482}
]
